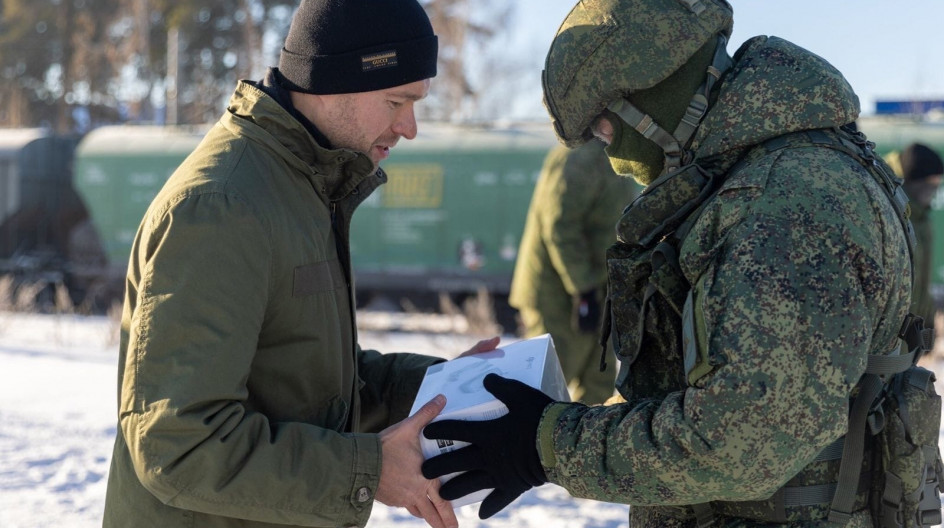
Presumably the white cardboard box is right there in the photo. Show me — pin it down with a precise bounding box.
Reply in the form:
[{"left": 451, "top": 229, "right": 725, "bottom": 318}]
[{"left": 409, "top": 333, "right": 570, "bottom": 508}]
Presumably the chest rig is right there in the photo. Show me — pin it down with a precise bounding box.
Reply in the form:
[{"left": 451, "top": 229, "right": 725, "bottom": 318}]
[
  {"left": 601, "top": 125, "right": 939, "bottom": 525},
  {"left": 601, "top": 154, "right": 725, "bottom": 403}
]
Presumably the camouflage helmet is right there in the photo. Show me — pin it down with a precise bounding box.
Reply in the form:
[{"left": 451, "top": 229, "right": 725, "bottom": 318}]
[{"left": 543, "top": 0, "right": 734, "bottom": 146}]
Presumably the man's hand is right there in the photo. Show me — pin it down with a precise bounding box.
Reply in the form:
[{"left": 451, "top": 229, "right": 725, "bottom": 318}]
[
  {"left": 456, "top": 336, "right": 501, "bottom": 359},
  {"left": 376, "top": 395, "right": 457, "bottom": 528},
  {"left": 421, "top": 374, "right": 554, "bottom": 519}
]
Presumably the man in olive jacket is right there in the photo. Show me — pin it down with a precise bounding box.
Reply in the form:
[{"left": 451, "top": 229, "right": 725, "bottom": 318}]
[
  {"left": 509, "top": 141, "right": 636, "bottom": 404},
  {"left": 423, "top": 1, "right": 919, "bottom": 526},
  {"left": 102, "top": 2, "right": 496, "bottom": 528}
]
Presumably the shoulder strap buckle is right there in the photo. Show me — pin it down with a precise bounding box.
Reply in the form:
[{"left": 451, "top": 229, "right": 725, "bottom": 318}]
[{"left": 899, "top": 313, "right": 932, "bottom": 358}]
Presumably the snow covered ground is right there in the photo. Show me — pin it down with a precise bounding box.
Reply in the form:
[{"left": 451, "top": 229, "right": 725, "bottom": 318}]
[
  {"left": 0, "top": 311, "right": 630, "bottom": 528},
  {"left": 1, "top": 310, "right": 941, "bottom": 528}
]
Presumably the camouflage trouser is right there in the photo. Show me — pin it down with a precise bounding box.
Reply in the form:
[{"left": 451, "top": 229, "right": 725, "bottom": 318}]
[
  {"left": 628, "top": 506, "right": 874, "bottom": 528},
  {"left": 518, "top": 305, "right": 616, "bottom": 404}
]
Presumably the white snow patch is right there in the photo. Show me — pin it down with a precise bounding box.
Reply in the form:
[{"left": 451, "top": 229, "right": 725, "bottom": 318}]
[{"left": 2, "top": 311, "right": 941, "bottom": 528}]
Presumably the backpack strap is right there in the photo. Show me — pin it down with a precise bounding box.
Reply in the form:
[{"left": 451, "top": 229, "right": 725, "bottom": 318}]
[
  {"left": 828, "top": 314, "right": 931, "bottom": 523},
  {"left": 810, "top": 126, "right": 917, "bottom": 284},
  {"left": 827, "top": 368, "right": 888, "bottom": 524}
]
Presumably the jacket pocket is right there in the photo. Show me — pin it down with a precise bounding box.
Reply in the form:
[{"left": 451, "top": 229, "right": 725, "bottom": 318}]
[
  {"left": 293, "top": 258, "right": 345, "bottom": 297},
  {"left": 607, "top": 241, "right": 689, "bottom": 400},
  {"left": 308, "top": 394, "right": 349, "bottom": 432},
  {"left": 605, "top": 248, "right": 650, "bottom": 366}
]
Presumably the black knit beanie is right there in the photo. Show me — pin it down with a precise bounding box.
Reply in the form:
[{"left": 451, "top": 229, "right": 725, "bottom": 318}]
[
  {"left": 279, "top": 0, "right": 438, "bottom": 95},
  {"left": 901, "top": 143, "right": 944, "bottom": 181}
]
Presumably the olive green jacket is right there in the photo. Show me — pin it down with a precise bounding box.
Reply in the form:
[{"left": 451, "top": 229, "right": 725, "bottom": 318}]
[
  {"left": 909, "top": 203, "right": 935, "bottom": 324},
  {"left": 103, "top": 81, "right": 440, "bottom": 528},
  {"left": 537, "top": 37, "right": 912, "bottom": 527},
  {"left": 509, "top": 141, "right": 637, "bottom": 310}
]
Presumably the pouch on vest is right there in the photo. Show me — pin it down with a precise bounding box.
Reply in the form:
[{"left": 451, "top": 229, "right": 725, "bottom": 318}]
[
  {"left": 605, "top": 163, "right": 720, "bottom": 401},
  {"left": 872, "top": 362, "right": 944, "bottom": 527},
  {"left": 825, "top": 314, "right": 943, "bottom": 528}
]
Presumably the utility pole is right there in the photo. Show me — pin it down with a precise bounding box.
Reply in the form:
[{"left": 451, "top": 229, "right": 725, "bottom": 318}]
[
  {"left": 166, "top": 27, "right": 179, "bottom": 126},
  {"left": 134, "top": 0, "right": 151, "bottom": 121}
]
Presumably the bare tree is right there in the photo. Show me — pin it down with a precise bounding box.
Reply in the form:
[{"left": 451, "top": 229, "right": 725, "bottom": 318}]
[
  {"left": 150, "top": 0, "right": 293, "bottom": 124},
  {"left": 0, "top": 0, "right": 295, "bottom": 130},
  {"left": 421, "top": 0, "right": 513, "bottom": 122},
  {"left": 0, "top": 0, "right": 137, "bottom": 131},
  {"left": 0, "top": 0, "right": 519, "bottom": 129},
  {"left": 0, "top": 0, "right": 78, "bottom": 130}
]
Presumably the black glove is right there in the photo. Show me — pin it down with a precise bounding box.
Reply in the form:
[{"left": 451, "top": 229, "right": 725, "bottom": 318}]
[
  {"left": 572, "top": 289, "right": 601, "bottom": 333},
  {"left": 422, "top": 373, "right": 553, "bottom": 519}
]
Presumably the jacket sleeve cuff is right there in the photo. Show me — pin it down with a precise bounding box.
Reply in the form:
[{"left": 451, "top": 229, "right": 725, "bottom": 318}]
[
  {"left": 537, "top": 402, "right": 572, "bottom": 477},
  {"left": 342, "top": 433, "right": 383, "bottom": 527}
]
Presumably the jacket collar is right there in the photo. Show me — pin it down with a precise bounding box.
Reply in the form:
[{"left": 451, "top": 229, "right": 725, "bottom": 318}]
[
  {"left": 222, "top": 80, "right": 381, "bottom": 203},
  {"left": 692, "top": 36, "right": 861, "bottom": 171}
]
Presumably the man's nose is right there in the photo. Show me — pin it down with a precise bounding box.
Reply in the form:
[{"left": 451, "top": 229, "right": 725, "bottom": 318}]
[{"left": 393, "top": 105, "right": 418, "bottom": 140}]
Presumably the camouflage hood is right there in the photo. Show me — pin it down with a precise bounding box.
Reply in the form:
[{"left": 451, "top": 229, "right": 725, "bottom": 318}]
[{"left": 693, "top": 36, "right": 860, "bottom": 163}]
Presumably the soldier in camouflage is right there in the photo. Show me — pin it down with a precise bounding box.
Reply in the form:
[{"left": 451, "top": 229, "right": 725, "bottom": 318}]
[
  {"left": 422, "top": 1, "right": 916, "bottom": 526},
  {"left": 509, "top": 141, "right": 637, "bottom": 404},
  {"left": 886, "top": 144, "right": 944, "bottom": 337}
]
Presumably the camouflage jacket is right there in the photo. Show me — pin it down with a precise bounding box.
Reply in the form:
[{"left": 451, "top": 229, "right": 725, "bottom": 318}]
[
  {"left": 536, "top": 36, "right": 913, "bottom": 527},
  {"left": 509, "top": 141, "right": 636, "bottom": 309}
]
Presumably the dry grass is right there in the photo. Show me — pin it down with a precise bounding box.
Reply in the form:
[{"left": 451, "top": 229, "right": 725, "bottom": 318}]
[
  {"left": 440, "top": 287, "right": 501, "bottom": 337},
  {"left": 54, "top": 281, "right": 74, "bottom": 314},
  {"left": 0, "top": 275, "right": 12, "bottom": 312},
  {"left": 105, "top": 299, "right": 123, "bottom": 347},
  {"left": 357, "top": 290, "right": 502, "bottom": 336},
  {"left": 13, "top": 281, "right": 44, "bottom": 312},
  {"left": 0, "top": 275, "right": 12, "bottom": 334}
]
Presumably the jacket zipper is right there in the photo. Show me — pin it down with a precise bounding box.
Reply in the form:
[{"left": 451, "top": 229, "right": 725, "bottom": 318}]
[
  {"left": 330, "top": 199, "right": 359, "bottom": 431},
  {"left": 329, "top": 201, "right": 352, "bottom": 286}
]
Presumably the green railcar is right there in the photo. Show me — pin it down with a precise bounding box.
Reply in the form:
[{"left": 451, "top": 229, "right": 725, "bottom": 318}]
[
  {"left": 72, "top": 122, "right": 559, "bottom": 307},
  {"left": 73, "top": 125, "right": 208, "bottom": 286},
  {"left": 351, "top": 123, "right": 558, "bottom": 297},
  {"left": 68, "top": 117, "right": 944, "bottom": 315},
  {"left": 0, "top": 129, "right": 83, "bottom": 269}
]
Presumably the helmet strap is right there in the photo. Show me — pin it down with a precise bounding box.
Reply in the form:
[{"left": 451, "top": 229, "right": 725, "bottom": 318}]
[
  {"left": 678, "top": 0, "right": 709, "bottom": 15},
  {"left": 607, "top": 98, "right": 684, "bottom": 171},
  {"left": 606, "top": 35, "right": 733, "bottom": 174}
]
